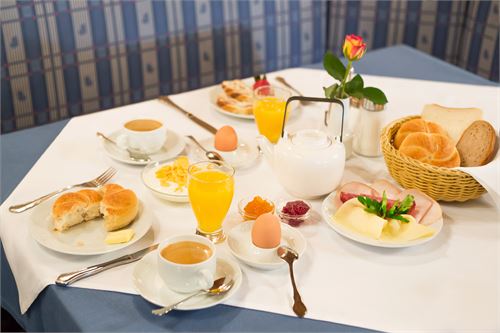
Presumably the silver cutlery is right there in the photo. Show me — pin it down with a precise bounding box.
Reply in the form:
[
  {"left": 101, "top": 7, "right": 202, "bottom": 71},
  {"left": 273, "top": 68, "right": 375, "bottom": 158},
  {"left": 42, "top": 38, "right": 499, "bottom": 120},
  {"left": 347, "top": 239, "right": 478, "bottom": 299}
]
[
  {"left": 9, "top": 167, "right": 116, "bottom": 213},
  {"left": 96, "top": 132, "right": 151, "bottom": 163},
  {"left": 277, "top": 246, "right": 307, "bottom": 318},
  {"left": 55, "top": 243, "right": 159, "bottom": 286},
  {"left": 158, "top": 95, "right": 218, "bottom": 135},
  {"left": 186, "top": 135, "right": 224, "bottom": 161},
  {"left": 274, "top": 76, "right": 312, "bottom": 105},
  {"left": 151, "top": 277, "right": 234, "bottom": 316}
]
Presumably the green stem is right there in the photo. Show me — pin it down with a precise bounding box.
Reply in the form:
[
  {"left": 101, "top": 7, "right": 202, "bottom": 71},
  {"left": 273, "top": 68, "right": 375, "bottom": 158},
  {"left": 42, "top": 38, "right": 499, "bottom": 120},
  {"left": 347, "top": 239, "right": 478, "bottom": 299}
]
[{"left": 339, "top": 61, "right": 352, "bottom": 99}]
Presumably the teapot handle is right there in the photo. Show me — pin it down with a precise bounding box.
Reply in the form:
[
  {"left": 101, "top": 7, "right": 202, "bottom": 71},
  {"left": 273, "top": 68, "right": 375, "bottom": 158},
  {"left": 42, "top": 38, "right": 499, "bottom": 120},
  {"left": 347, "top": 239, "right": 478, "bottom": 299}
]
[{"left": 281, "top": 96, "right": 345, "bottom": 143}]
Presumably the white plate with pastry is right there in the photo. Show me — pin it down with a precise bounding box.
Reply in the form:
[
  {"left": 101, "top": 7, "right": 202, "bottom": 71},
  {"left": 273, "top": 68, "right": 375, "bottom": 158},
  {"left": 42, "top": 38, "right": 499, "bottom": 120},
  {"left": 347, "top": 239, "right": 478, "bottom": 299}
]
[
  {"left": 322, "top": 180, "right": 443, "bottom": 248},
  {"left": 29, "top": 184, "right": 153, "bottom": 255},
  {"left": 100, "top": 129, "right": 186, "bottom": 166},
  {"left": 133, "top": 252, "right": 242, "bottom": 310},
  {"left": 209, "top": 79, "right": 300, "bottom": 120}
]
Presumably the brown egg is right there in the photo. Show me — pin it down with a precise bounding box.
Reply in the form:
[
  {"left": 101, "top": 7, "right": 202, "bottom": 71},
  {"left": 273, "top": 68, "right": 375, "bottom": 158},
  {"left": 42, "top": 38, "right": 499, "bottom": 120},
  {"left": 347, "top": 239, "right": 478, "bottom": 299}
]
[
  {"left": 214, "top": 126, "right": 238, "bottom": 152},
  {"left": 251, "top": 213, "right": 281, "bottom": 249}
]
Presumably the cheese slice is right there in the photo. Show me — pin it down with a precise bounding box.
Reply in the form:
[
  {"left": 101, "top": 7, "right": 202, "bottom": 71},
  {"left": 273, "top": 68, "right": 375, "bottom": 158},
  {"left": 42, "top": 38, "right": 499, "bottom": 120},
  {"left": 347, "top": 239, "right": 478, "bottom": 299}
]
[
  {"left": 380, "top": 215, "right": 435, "bottom": 242},
  {"left": 333, "top": 199, "right": 387, "bottom": 239},
  {"left": 105, "top": 229, "right": 135, "bottom": 244}
]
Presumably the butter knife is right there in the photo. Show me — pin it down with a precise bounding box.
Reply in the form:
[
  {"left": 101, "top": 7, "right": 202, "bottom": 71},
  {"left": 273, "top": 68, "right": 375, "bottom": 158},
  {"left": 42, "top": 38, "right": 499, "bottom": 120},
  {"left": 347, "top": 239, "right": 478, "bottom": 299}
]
[
  {"left": 158, "top": 95, "right": 217, "bottom": 135},
  {"left": 55, "top": 243, "right": 159, "bottom": 286}
]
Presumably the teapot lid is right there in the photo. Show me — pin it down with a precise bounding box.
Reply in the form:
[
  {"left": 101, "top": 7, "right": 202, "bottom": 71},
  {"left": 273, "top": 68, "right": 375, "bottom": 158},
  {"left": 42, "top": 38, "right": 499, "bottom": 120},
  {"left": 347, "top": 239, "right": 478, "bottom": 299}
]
[{"left": 289, "top": 129, "right": 332, "bottom": 149}]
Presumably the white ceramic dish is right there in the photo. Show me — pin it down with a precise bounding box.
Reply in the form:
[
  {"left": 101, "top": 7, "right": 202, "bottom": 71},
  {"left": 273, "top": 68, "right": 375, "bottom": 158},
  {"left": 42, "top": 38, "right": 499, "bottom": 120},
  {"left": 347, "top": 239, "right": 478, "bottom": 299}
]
[
  {"left": 190, "top": 137, "right": 260, "bottom": 169},
  {"left": 208, "top": 79, "right": 301, "bottom": 120},
  {"left": 29, "top": 195, "right": 153, "bottom": 256},
  {"left": 321, "top": 191, "right": 443, "bottom": 248},
  {"left": 133, "top": 252, "right": 242, "bottom": 310},
  {"left": 141, "top": 158, "right": 189, "bottom": 203},
  {"left": 226, "top": 221, "right": 306, "bottom": 270},
  {"left": 101, "top": 129, "right": 185, "bottom": 166}
]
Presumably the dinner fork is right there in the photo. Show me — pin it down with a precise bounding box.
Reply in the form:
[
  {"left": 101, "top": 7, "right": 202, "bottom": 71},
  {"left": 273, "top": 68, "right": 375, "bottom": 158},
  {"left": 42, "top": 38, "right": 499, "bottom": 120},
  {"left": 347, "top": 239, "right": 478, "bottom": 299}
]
[{"left": 8, "top": 167, "right": 116, "bottom": 213}]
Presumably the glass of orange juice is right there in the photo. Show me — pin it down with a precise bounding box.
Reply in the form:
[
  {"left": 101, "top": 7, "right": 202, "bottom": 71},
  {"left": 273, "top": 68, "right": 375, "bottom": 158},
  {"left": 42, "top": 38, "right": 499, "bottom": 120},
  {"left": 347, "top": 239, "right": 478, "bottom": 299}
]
[
  {"left": 188, "top": 161, "right": 235, "bottom": 243},
  {"left": 253, "top": 86, "right": 292, "bottom": 144}
]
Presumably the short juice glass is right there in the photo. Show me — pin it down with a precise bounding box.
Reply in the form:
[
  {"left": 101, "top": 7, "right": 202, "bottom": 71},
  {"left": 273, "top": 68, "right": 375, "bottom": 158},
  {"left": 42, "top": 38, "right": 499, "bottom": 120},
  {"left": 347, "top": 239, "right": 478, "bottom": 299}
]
[
  {"left": 188, "top": 161, "right": 235, "bottom": 243},
  {"left": 253, "top": 86, "right": 292, "bottom": 144}
]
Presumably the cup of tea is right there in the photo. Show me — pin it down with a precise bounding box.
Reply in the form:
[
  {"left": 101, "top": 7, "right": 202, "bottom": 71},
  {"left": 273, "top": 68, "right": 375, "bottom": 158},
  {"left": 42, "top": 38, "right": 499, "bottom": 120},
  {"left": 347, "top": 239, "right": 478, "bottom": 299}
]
[
  {"left": 116, "top": 119, "right": 166, "bottom": 154},
  {"left": 157, "top": 234, "right": 216, "bottom": 293}
]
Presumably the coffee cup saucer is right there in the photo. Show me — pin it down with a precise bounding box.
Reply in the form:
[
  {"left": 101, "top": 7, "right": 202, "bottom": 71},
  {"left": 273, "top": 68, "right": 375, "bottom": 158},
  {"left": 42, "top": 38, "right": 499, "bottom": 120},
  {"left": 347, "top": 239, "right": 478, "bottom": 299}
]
[
  {"left": 133, "top": 252, "right": 242, "bottom": 310},
  {"left": 226, "top": 221, "right": 307, "bottom": 270},
  {"left": 100, "top": 129, "right": 185, "bottom": 166}
]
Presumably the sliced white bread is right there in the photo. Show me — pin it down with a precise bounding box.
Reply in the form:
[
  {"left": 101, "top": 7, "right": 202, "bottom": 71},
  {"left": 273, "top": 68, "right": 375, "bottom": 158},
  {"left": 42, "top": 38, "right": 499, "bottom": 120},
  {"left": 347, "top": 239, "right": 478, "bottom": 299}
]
[
  {"left": 421, "top": 104, "right": 482, "bottom": 144},
  {"left": 456, "top": 120, "right": 497, "bottom": 167}
]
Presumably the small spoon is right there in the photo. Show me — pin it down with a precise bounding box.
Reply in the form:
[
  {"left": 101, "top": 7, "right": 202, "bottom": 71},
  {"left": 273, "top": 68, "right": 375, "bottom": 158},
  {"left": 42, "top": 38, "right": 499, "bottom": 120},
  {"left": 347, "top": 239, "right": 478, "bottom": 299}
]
[
  {"left": 186, "top": 135, "right": 224, "bottom": 161},
  {"left": 96, "top": 132, "right": 151, "bottom": 163},
  {"left": 277, "top": 246, "right": 307, "bottom": 318},
  {"left": 151, "top": 277, "right": 233, "bottom": 316}
]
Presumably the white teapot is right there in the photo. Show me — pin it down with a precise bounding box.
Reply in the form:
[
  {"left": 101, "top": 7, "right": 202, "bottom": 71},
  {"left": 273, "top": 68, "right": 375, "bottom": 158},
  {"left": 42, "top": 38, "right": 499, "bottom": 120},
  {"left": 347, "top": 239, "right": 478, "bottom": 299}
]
[{"left": 257, "top": 129, "right": 345, "bottom": 199}]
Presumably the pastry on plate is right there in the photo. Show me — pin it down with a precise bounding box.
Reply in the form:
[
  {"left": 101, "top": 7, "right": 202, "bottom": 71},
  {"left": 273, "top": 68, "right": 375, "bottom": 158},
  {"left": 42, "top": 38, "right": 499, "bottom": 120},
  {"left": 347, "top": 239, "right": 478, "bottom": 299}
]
[
  {"left": 52, "top": 190, "right": 102, "bottom": 231},
  {"left": 216, "top": 94, "right": 253, "bottom": 115},
  {"left": 100, "top": 188, "right": 139, "bottom": 231},
  {"left": 220, "top": 80, "right": 253, "bottom": 102}
]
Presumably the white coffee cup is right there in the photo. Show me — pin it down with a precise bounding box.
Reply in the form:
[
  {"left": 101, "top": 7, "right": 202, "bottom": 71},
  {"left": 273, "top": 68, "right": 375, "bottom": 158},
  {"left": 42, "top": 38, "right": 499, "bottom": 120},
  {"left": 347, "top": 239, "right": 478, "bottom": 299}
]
[
  {"left": 157, "top": 234, "right": 216, "bottom": 293},
  {"left": 116, "top": 119, "right": 167, "bottom": 154}
]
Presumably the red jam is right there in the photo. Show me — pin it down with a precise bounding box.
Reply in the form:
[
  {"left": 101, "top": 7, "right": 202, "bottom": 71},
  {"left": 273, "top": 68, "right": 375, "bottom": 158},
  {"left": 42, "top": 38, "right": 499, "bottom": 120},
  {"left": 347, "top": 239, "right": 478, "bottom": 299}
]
[{"left": 281, "top": 200, "right": 310, "bottom": 227}]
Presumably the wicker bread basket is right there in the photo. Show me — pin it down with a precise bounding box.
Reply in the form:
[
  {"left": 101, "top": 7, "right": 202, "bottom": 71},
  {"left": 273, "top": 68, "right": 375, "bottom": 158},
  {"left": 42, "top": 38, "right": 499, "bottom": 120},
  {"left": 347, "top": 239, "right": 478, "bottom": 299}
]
[{"left": 381, "top": 115, "right": 486, "bottom": 202}]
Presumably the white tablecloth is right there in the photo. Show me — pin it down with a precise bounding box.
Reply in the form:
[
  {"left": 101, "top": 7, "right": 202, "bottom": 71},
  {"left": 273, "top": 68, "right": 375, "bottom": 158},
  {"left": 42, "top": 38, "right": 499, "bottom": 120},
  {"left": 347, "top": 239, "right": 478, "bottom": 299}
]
[{"left": 1, "top": 68, "right": 499, "bottom": 332}]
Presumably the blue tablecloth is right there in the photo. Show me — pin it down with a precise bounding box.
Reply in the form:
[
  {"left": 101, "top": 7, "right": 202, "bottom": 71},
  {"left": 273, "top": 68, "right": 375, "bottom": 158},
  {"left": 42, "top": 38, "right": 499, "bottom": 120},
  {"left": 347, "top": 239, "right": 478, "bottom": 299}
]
[{"left": 1, "top": 45, "right": 496, "bottom": 332}]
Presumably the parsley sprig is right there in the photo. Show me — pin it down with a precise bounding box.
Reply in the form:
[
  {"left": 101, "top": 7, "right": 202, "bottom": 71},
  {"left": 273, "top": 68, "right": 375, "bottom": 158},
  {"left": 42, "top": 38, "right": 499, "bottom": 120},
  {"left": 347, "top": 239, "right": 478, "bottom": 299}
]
[{"left": 357, "top": 192, "right": 414, "bottom": 223}]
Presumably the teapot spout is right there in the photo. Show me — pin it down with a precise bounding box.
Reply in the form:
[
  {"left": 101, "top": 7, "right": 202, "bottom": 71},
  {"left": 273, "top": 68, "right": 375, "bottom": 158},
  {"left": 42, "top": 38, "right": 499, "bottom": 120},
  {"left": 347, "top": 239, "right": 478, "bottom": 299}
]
[{"left": 256, "top": 135, "right": 274, "bottom": 166}]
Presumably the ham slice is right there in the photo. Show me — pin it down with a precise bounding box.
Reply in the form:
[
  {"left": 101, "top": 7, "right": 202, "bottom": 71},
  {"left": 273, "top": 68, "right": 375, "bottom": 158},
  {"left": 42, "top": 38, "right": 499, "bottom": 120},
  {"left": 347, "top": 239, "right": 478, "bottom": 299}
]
[
  {"left": 333, "top": 182, "right": 379, "bottom": 210},
  {"left": 371, "top": 179, "right": 401, "bottom": 200},
  {"left": 398, "top": 189, "right": 442, "bottom": 225}
]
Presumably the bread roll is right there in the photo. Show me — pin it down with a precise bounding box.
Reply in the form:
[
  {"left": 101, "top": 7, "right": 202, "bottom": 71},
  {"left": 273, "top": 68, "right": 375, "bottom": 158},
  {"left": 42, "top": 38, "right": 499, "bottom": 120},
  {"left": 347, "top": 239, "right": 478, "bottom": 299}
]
[
  {"left": 456, "top": 120, "right": 497, "bottom": 166},
  {"left": 394, "top": 119, "right": 448, "bottom": 148},
  {"left": 399, "top": 133, "right": 461, "bottom": 168},
  {"left": 100, "top": 189, "right": 139, "bottom": 231},
  {"left": 421, "top": 104, "right": 482, "bottom": 144},
  {"left": 52, "top": 192, "right": 89, "bottom": 231},
  {"left": 99, "top": 183, "right": 124, "bottom": 196}
]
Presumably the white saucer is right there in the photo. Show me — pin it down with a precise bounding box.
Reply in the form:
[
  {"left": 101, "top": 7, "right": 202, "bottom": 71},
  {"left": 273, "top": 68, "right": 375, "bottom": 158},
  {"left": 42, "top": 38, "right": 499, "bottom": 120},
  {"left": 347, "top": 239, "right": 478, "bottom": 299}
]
[
  {"left": 321, "top": 191, "right": 444, "bottom": 248},
  {"left": 227, "top": 221, "right": 306, "bottom": 270},
  {"left": 29, "top": 197, "right": 153, "bottom": 256},
  {"left": 141, "top": 158, "right": 189, "bottom": 203},
  {"left": 190, "top": 137, "right": 260, "bottom": 169},
  {"left": 101, "top": 129, "right": 186, "bottom": 165},
  {"left": 133, "top": 252, "right": 242, "bottom": 310}
]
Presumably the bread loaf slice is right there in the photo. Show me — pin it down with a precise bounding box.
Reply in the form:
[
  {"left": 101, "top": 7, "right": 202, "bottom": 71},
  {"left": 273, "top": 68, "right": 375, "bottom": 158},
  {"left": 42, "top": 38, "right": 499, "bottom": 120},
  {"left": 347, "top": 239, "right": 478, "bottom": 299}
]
[
  {"left": 421, "top": 104, "right": 482, "bottom": 144},
  {"left": 456, "top": 120, "right": 497, "bottom": 166}
]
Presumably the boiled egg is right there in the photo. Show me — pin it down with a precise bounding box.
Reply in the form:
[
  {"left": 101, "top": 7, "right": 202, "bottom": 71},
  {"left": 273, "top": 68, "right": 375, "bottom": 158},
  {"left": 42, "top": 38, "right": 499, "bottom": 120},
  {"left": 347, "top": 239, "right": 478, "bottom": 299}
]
[
  {"left": 251, "top": 213, "right": 281, "bottom": 249},
  {"left": 214, "top": 126, "right": 238, "bottom": 152}
]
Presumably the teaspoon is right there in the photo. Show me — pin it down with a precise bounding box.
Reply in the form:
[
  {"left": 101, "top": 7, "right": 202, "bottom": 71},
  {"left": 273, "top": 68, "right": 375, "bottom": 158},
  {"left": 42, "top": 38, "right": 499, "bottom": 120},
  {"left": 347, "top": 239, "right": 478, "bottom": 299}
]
[
  {"left": 277, "top": 246, "right": 307, "bottom": 318},
  {"left": 151, "top": 277, "right": 233, "bottom": 316},
  {"left": 186, "top": 135, "right": 224, "bottom": 161},
  {"left": 96, "top": 132, "right": 151, "bottom": 163}
]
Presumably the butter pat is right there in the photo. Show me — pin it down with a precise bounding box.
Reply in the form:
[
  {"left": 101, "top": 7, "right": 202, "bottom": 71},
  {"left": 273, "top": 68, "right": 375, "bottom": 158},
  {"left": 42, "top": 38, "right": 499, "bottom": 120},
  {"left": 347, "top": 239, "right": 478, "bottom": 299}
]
[{"left": 105, "top": 229, "right": 135, "bottom": 244}]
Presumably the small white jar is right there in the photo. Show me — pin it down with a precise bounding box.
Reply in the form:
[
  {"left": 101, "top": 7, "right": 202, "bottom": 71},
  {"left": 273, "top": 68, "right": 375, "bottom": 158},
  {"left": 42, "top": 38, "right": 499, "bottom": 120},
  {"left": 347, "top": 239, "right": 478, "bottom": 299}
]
[{"left": 352, "top": 99, "right": 387, "bottom": 157}]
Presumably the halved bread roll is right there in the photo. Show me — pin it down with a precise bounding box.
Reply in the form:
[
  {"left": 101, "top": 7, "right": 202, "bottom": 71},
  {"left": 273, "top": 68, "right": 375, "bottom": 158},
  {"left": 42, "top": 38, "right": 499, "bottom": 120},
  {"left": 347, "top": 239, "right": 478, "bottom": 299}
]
[
  {"left": 52, "top": 192, "right": 91, "bottom": 231},
  {"left": 100, "top": 189, "right": 139, "bottom": 231},
  {"left": 78, "top": 189, "right": 102, "bottom": 220},
  {"left": 399, "top": 132, "right": 461, "bottom": 168}
]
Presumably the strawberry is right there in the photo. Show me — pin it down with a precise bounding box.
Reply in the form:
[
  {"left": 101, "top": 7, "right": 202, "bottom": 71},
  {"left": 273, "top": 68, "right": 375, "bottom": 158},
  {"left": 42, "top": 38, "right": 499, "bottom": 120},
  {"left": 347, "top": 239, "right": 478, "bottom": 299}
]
[{"left": 253, "top": 74, "right": 270, "bottom": 94}]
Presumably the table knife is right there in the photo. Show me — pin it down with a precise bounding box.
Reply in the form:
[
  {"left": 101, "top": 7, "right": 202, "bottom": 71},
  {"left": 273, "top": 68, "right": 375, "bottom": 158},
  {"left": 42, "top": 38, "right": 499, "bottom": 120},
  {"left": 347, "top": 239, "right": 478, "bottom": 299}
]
[
  {"left": 55, "top": 243, "right": 159, "bottom": 286},
  {"left": 158, "top": 95, "right": 217, "bottom": 135}
]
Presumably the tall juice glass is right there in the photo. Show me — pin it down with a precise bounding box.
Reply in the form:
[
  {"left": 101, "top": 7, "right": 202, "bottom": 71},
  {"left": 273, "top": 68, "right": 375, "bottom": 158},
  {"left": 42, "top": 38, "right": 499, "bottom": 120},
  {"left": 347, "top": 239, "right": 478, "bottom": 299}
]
[
  {"left": 253, "top": 86, "right": 292, "bottom": 144},
  {"left": 188, "top": 161, "right": 235, "bottom": 243}
]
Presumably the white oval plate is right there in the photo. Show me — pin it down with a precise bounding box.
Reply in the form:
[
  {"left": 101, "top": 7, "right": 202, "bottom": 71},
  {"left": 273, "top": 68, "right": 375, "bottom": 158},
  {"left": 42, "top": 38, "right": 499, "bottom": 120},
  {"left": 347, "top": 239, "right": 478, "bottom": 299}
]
[
  {"left": 141, "top": 158, "right": 189, "bottom": 203},
  {"left": 133, "top": 252, "right": 242, "bottom": 310},
  {"left": 227, "top": 221, "right": 306, "bottom": 270},
  {"left": 190, "top": 137, "right": 260, "bottom": 169},
  {"left": 321, "top": 191, "right": 443, "bottom": 248},
  {"left": 100, "top": 129, "right": 186, "bottom": 166},
  {"left": 30, "top": 195, "right": 153, "bottom": 256},
  {"left": 208, "top": 81, "right": 301, "bottom": 120}
]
